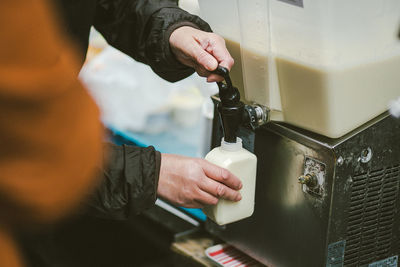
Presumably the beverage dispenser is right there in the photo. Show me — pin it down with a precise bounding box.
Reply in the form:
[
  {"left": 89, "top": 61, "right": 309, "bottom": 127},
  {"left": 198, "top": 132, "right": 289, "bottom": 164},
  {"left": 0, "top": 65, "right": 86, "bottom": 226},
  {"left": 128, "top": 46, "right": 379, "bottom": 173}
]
[
  {"left": 199, "top": 0, "right": 400, "bottom": 266},
  {"left": 200, "top": 0, "right": 400, "bottom": 138}
]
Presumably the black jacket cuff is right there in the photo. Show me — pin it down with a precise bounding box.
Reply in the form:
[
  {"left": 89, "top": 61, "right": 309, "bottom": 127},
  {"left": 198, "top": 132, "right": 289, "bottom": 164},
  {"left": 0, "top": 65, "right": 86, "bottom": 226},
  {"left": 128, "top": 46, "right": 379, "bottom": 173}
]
[{"left": 86, "top": 143, "right": 160, "bottom": 220}]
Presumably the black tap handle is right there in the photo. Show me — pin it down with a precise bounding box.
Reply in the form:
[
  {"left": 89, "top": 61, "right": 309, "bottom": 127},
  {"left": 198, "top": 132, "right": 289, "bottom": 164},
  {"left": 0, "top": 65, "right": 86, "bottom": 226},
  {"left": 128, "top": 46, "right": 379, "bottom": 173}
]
[
  {"left": 211, "top": 65, "right": 244, "bottom": 143},
  {"left": 212, "top": 65, "right": 240, "bottom": 107},
  {"left": 212, "top": 66, "right": 233, "bottom": 89}
]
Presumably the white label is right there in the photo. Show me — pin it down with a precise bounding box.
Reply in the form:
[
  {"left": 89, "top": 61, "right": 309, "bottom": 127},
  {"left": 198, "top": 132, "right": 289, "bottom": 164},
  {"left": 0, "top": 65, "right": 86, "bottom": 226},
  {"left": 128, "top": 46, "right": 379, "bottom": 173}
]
[{"left": 277, "top": 0, "right": 303, "bottom": 8}]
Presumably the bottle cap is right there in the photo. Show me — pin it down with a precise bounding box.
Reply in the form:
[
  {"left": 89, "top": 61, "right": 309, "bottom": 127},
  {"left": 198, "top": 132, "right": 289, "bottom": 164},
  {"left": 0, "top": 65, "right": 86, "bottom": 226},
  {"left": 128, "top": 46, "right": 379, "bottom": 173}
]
[{"left": 221, "top": 137, "right": 242, "bottom": 151}]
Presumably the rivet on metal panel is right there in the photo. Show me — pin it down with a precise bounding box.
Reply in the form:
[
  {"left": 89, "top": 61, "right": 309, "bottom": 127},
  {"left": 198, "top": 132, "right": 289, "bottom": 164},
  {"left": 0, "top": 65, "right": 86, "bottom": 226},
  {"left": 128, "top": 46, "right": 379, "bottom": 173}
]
[{"left": 360, "top": 147, "right": 372, "bottom": 163}]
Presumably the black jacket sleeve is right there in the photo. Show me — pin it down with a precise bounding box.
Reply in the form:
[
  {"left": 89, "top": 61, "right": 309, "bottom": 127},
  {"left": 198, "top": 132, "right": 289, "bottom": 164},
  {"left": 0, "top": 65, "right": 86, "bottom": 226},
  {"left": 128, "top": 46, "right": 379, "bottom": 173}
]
[
  {"left": 93, "top": 0, "right": 212, "bottom": 82},
  {"left": 85, "top": 1, "right": 212, "bottom": 219},
  {"left": 87, "top": 143, "right": 161, "bottom": 220}
]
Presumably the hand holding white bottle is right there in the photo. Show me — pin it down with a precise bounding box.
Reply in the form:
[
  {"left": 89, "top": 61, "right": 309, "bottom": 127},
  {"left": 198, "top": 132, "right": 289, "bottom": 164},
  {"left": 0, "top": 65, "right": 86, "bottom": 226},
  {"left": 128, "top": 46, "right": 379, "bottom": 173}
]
[{"left": 203, "top": 138, "right": 257, "bottom": 225}]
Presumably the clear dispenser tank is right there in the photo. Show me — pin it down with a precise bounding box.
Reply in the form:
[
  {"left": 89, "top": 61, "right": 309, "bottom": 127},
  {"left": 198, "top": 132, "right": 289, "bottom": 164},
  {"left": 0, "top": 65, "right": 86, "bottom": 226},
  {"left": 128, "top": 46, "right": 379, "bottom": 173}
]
[{"left": 199, "top": 0, "right": 400, "bottom": 138}]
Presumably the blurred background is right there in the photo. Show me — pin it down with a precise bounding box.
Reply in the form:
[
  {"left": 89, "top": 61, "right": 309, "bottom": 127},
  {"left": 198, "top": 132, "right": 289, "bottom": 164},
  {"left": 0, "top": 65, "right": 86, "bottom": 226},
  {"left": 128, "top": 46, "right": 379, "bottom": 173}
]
[{"left": 80, "top": 0, "right": 214, "bottom": 159}]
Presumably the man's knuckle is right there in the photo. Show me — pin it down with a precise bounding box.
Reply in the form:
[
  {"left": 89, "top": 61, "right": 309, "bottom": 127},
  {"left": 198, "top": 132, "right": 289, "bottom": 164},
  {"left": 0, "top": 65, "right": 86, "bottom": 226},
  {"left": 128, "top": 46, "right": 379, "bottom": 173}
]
[
  {"left": 221, "top": 169, "right": 228, "bottom": 180},
  {"left": 192, "top": 187, "right": 202, "bottom": 197},
  {"left": 216, "top": 184, "right": 225, "bottom": 197}
]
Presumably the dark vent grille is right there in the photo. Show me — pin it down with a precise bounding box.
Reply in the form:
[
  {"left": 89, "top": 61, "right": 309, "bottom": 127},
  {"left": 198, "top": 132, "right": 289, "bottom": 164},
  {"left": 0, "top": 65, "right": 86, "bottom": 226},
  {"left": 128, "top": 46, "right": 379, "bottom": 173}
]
[{"left": 344, "top": 165, "right": 400, "bottom": 267}]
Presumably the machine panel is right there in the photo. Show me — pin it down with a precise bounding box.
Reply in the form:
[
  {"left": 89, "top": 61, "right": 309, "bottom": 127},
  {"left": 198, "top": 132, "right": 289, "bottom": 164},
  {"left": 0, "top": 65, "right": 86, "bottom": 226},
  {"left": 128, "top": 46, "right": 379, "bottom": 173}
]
[{"left": 208, "top": 112, "right": 400, "bottom": 267}]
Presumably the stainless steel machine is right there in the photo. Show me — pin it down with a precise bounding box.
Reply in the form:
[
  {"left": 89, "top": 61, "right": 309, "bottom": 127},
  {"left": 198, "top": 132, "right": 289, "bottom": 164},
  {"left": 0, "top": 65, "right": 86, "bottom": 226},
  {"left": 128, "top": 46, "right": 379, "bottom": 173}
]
[
  {"left": 208, "top": 103, "right": 399, "bottom": 266},
  {"left": 198, "top": 0, "right": 400, "bottom": 266},
  {"left": 18, "top": 1, "right": 400, "bottom": 266}
]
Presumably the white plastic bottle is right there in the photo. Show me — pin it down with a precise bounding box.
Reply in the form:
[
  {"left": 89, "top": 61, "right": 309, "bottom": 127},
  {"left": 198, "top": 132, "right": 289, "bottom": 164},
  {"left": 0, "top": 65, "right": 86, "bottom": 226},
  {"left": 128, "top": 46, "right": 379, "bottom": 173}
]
[{"left": 203, "top": 138, "right": 257, "bottom": 225}]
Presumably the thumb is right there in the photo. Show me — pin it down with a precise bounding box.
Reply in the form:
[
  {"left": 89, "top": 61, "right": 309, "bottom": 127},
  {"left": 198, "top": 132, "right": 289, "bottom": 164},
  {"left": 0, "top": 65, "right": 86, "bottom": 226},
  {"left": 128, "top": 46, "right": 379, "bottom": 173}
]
[{"left": 190, "top": 42, "right": 218, "bottom": 71}]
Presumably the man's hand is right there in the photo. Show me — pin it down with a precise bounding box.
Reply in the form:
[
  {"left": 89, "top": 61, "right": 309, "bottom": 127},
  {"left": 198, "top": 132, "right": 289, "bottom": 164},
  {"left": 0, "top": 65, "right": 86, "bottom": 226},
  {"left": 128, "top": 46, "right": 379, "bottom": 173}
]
[
  {"left": 157, "top": 153, "right": 242, "bottom": 208},
  {"left": 169, "top": 26, "right": 234, "bottom": 82}
]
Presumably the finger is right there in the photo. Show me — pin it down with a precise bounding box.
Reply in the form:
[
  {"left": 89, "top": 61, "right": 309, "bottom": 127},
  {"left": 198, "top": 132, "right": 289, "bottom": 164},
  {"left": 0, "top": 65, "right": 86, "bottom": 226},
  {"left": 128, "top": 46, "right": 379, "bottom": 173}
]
[
  {"left": 207, "top": 74, "right": 224, "bottom": 83},
  {"left": 195, "top": 65, "right": 212, "bottom": 78},
  {"left": 203, "top": 34, "right": 234, "bottom": 71},
  {"left": 189, "top": 41, "right": 218, "bottom": 71},
  {"left": 198, "top": 160, "right": 242, "bottom": 190},
  {"left": 195, "top": 189, "right": 219, "bottom": 206},
  {"left": 199, "top": 177, "right": 242, "bottom": 201}
]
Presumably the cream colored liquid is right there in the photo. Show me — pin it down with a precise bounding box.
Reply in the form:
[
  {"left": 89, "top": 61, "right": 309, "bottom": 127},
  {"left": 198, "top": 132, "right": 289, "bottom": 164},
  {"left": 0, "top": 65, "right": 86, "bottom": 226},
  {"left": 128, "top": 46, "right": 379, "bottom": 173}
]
[
  {"left": 239, "top": 47, "right": 270, "bottom": 107},
  {"left": 276, "top": 56, "right": 400, "bottom": 137},
  {"left": 203, "top": 146, "right": 257, "bottom": 225},
  {"left": 225, "top": 37, "right": 400, "bottom": 137},
  {"left": 225, "top": 40, "right": 282, "bottom": 110}
]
